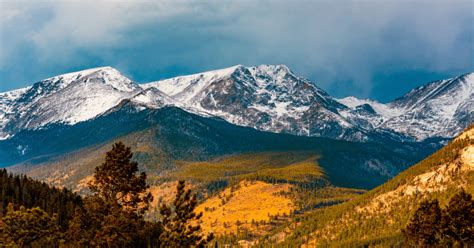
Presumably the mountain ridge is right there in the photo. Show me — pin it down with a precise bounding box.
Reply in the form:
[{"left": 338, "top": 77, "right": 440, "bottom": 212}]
[{"left": 1, "top": 65, "right": 472, "bottom": 143}]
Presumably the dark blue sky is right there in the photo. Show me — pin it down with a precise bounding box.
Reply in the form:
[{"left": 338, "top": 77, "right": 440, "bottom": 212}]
[{"left": 0, "top": 0, "right": 472, "bottom": 102}]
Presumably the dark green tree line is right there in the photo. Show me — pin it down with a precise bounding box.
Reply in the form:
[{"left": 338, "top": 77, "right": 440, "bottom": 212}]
[{"left": 0, "top": 168, "right": 82, "bottom": 229}]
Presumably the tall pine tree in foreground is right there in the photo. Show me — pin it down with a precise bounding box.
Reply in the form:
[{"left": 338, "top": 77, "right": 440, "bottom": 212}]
[
  {"left": 88, "top": 142, "right": 153, "bottom": 214},
  {"left": 67, "top": 142, "right": 156, "bottom": 247}
]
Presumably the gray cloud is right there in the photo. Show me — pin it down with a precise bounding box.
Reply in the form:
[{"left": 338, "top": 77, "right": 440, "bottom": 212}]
[{"left": 0, "top": 0, "right": 472, "bottom": 101}]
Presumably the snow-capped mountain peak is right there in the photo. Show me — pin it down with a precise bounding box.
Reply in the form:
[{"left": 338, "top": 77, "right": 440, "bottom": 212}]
[
  {"left": 35, "top": 67, "right": 116, "bottom": 93},
  {"left": 381, "top": 72, "right": 474, "bottom": 140},
  {"left": 337, "top": 72, "right": 473, "bottom": 140},
  {"left": 13, "top": 67, "right": 137, "bottom": 105},
  {"left": 81, "top": 67, "right": 139, "bottom": 92},
  {"left": 249, "top": 64, "right": 293, "bottom": 81},
  {"left": 44, "top": 66, "right": 111, "bottom": 83},
  {"left": 144, "top": 64, "right": 356, "bottom": 139},
  {"left": 52, "top": 66, "right": 139, "bottom": 92},
  {"left": 143, "top": 65, "right": 243, "bottom": 97},
  {"left": 390, "top": 72, "right": 473, "bottom": 110},
  {"left": 0, "top": 67, "right": 143, "bottom": 138}
]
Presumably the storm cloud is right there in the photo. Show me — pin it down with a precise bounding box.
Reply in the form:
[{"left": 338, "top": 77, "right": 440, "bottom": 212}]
[{"left": 0, "top": 0, "right": 472, "bottom": 101}]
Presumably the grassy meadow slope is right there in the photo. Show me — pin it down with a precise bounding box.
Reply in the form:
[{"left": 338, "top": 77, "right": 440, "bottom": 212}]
[
  {"left": 195, "top": 180, "right": 294, "bottom": 235},
  {"left": 270, "top": 125, "right": 474, "bottom": 247}
]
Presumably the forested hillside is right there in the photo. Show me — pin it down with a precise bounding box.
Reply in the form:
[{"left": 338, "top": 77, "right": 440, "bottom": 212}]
[
  {"left": 269, "top": 126, "right": 474, "bottom": 247},
  {"left": 0, "top": 169, "right": 82, "bottom": 229}
]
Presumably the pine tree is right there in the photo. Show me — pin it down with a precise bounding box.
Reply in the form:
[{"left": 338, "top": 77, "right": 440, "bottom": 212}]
[
  {"left": 403, "top": 199, "right": 442, "bottom": 247},
  {"left": 88, "top": 142, "right": 152, "bottom": 215},
  {"left": 404, "top": 191, "right": 474, "bottom": 247},
  {"left": 441, "top": 189, "right": 474, "bottom": 246},
  {"left": 159, "top": 180, "right": 214, "bottom": 247}
]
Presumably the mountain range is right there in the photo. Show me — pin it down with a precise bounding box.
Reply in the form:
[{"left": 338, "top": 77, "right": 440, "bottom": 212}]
[
  {"left": 1, "top": 65, "right": 472, "bottom": 189},
  {"left": 1, "top": 65, "right": 472, "bottom": 144}
]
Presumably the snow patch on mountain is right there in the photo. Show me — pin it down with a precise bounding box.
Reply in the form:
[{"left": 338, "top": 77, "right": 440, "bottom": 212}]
[
  {"left": 338, "top": 96, "right": 403, "bottom": 119},
  {"left": 0, "top": 87, "right": 32, "bottom": 140},
  {"left": 144, "top": 65, "right": 242, "bottom": 100},
  {"left": 129, "top": 87, "right": 175, "bottom": 108}
]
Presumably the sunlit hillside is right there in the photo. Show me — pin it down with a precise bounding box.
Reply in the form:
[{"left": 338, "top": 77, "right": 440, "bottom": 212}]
[
  {"left": 143, "top": 152, "right": 365, "bottom": 245},
  {"left": 272, "top": 125, "right": 474, "bottom": 247},
  {"left": 196, "top": 180, "right": 294, "bottom": 235}
]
